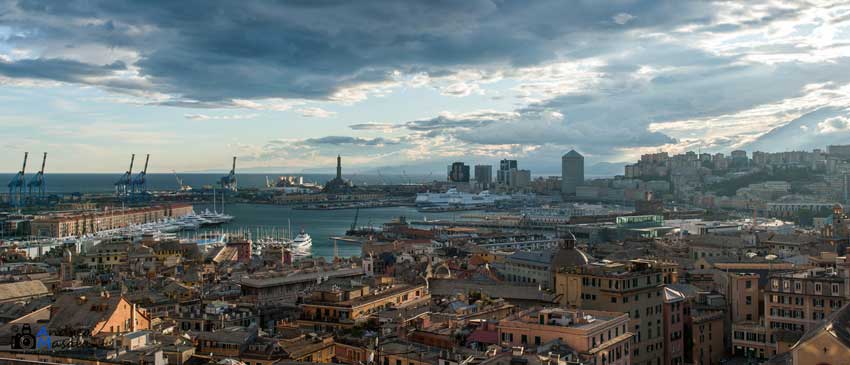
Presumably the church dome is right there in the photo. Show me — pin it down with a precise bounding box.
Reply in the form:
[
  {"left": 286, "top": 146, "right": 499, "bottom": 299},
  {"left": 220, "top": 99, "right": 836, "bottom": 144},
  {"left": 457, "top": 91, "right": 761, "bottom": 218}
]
[{"left": 550, "top": 234, "right": 591, "bottom": 272}]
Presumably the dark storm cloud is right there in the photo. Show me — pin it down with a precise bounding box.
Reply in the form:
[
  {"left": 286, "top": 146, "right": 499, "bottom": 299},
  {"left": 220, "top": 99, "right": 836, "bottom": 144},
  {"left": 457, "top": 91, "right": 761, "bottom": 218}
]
[
  {"left": 0, "top": 58, "right": 125, "bottom": 83},
  {"left": 0, "top": 0, "right": 717, "bottom": 101}
]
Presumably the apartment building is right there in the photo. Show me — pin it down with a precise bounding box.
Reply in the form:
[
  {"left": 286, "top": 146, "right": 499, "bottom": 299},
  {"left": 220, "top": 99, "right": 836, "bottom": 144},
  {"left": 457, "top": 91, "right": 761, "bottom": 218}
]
[
  {"left": 764, "top": 268, "right": 848, "bottom": 355},
  {"left": 662, "top": 288, "right": 685, "bottom": 365},
  {"left": 497, "top": 307, "right": 632, "bottom": 365},
  {"left": 555, "top": 259, "right": 678, "bottom": 365},
  {"left": 298, "top": 278, "right": 428, "bottom": 330}
]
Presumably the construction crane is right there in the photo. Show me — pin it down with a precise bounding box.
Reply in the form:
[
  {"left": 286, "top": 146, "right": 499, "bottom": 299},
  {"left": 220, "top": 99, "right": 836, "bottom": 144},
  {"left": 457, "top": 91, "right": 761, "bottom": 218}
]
[
  {"left": 376, "top": 169, "right": 387, "bottom": 185},
  {"left": 130, "top": 154, "right": 150, "bottom": 199},
  {"left": 219, "top": 156, "right": 237, "bottom": 192},
  {"left": 27, "top": 152, "right": 47, "bottom": 203},
  {"left": 172, "top": 170, "right": 192, "bottom": 191},
  {"left": 351, "top": 207, "right": 360, "bottom": 232},
  {"left": 115, "top": 154, "right": 135, "bottom": 198},
  {"left": 6, "top": 152, "right": 28, "bottom": 209}
]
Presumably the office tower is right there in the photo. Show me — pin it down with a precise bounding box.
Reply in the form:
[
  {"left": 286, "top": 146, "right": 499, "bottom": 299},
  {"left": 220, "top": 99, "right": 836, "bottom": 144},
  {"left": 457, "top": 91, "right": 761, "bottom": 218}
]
[
  {"left": 474, "top": 165, "right": 493, "bottom": 189},
  {"left": 448, "top": 162, "right": 470, "bottom": 183},
  {"left": 561, "top": 150, "right": 584, "bottom": 195},
  {"left": 497, "top": 159, "right": 518, "bottom": 184}
]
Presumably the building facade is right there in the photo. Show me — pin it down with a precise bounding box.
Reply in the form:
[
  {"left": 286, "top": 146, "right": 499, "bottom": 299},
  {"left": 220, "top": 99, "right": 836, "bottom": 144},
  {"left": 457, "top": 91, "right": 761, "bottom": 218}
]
[
  {"left": 497, "top": 307, "right": 632, "bottom": 365},
  {"left": 562, "top": 150, "right": 584, "bottom": 196},
  {"left": 555, "top": 260, "right": 676, "bottom": 365},
  {"left": 30, "top": 203, "right": 193, "bottom": 237}
]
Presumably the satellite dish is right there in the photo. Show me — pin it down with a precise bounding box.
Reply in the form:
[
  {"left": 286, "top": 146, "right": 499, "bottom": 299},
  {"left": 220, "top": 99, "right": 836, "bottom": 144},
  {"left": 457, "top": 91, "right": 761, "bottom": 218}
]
[
  {"left": 746, "top": 252, "right": 758, "bottom": 258},
  {"left": 765, "top": 254, "right": 778, "bottom": 261}
]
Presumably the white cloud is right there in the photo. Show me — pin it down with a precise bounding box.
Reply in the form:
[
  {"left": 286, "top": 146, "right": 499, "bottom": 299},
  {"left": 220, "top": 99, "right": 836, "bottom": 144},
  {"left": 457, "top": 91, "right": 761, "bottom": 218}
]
[
  {"left": 440, "top": 82, "right": 483, "bottom": 97},
  {"left": 184, "top": 113, "right": 259, "bottom": 121},
  {"left": 231, "top": 98, "right": 305, "bottom": 111},
  {"left": 613, "top": 13, "right": 635, "bottom": 25},
  {"left": 298, "top": 107, "right": 337, "bottom": 118},
  {"left": 817, "top": 115, "right": 850, "bottom": 134}
]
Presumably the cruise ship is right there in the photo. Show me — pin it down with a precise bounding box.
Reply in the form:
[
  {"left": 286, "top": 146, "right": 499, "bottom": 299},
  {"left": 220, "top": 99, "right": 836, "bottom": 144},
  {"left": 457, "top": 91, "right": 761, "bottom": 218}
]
[{"left": 415, "top": 188, "right": 511, "bottom": 209}]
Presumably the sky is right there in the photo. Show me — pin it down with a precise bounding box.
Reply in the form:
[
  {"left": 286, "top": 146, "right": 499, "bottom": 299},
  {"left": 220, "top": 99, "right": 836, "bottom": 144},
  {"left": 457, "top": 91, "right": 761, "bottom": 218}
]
[{"left": 1, "top": 0, "right": 850, "bottom": 174}]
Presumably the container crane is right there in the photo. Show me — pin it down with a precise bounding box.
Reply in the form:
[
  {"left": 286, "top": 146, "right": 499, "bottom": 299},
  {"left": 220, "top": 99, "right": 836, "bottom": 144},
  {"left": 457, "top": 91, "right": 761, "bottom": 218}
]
[
  {"left": 27, "top": 152, "right": 47, "bottom": 203},
  {"left": 219, "top": 156, "right": 237, "bottom": 192},
  {"left": 115, "top": 154, "right": 135, "bottom": 198},
  {"left": 6, "top": 152, "right": 27, "bottom": 208},
  {"left": 173, "top": 170, "right": 192, "bottom": 191},
  {"left": 131, "top": 154, "right": 150, "bottom": 198}
]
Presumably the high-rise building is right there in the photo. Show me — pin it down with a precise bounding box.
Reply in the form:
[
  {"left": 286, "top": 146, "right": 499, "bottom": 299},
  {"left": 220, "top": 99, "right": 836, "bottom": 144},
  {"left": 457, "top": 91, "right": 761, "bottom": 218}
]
[
  {"left": 731, "top": 150, "right": 749, "bottom": 168},
  {"left": 474, "top": 165, "right": 493, "bottom": 189},
  {"left": 828, "top": 144, "right": 850, "bottom": 160},
  {"left": 507, "top": 169, "right": 531, "bottom": 188},
  {"left": 497, "top": 159, "right": 518, "bottom": 184},
  {"left": 561, "top": 150, "right": 584, "bottom": 195},
  {"left": 447, "top": 162, "right": 470, "bottom": 183}
]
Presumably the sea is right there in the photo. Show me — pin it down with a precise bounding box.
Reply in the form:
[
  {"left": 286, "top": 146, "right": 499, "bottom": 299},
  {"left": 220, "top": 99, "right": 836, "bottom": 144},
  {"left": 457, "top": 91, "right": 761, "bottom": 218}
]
[
  {"left": 0, "top": 173, "right": 428, "bottom": 194},
  {"left": 0, "top": 173, "right": 473, "bottom": 259},
  {"left": 189, "top": 203, "right": 476, "bottom": 259}
]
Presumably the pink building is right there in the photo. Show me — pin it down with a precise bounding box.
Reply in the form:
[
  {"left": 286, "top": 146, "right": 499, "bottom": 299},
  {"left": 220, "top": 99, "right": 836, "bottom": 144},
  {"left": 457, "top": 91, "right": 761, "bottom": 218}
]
[
  {"left": 498, "top": 307, "right": 632, "bottom": 365},
  {"left": 663, "top": 287, "right": 685, "bottom": 365}
]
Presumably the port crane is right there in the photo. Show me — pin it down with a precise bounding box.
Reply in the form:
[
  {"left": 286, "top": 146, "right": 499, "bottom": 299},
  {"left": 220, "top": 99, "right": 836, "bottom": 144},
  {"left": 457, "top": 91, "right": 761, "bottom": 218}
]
[
  {"left": 27, "top": 152, "right": 47, "bottom": 203},
  {"left": 130, "top": 154, "right": 150, "bottom": 199},
  {"left": 219, "top": 156, "right": 237, "bottom": 192},
  {"left": 115, "top": 154, "right": 135, "bottom": 199},
  {"left": 351, "top": 206, "right": 360, "bottom": 232},
  {"left": 6, "top": 152, "right": 28, "bottom": 209},
  {"left": 172, "top": 170, "right": 192, "bottom": 191}
]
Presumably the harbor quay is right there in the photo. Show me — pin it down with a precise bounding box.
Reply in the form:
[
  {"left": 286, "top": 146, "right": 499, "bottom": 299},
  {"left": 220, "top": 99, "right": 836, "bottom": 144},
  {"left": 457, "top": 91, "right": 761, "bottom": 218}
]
[{"left": 27, "top": 203, "right": 194, "bottom": 238}]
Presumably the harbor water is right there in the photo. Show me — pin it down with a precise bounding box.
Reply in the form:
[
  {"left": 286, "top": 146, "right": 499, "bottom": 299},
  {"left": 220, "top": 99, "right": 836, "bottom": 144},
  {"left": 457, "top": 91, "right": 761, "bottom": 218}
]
[{"left": 190, "top": 203, "right": 479, "bottom": 259}]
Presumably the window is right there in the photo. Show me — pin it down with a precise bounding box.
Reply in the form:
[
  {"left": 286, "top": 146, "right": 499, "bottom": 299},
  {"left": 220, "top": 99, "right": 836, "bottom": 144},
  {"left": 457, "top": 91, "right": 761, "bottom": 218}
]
[
  {"left": 815, "top": 283, "right": 823, "bottom": 294},
  {"left": 745, "top": 280, "right": 752, "bottom": 289},
  {"left": 611, "top": 297, "right": 617, "bottom": 303},
  {"left": 746, "top": 296, "right": 752, "bottom": 305},
  {"left": 833, "top": 283, "right": 840, "bottom": 296}
]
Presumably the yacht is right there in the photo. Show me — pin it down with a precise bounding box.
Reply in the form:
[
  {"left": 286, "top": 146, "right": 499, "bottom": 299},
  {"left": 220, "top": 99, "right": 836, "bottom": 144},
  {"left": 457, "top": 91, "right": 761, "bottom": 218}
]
[
  {"left": 198, "top": 209, "right": 234, "bottom": 225},
  {"left": 290, "top": 229, "right": 312, "bottom": 253}
]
